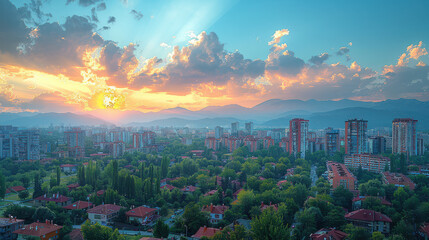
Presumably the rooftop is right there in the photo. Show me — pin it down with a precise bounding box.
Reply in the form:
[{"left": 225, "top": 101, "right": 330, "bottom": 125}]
[
  {"left": 126, "top": 206, "right": 158, "bottom": 218},
  {"left": 63, "top": 201, "right": 93, "bottom": 210},
  {"left": 35, "top": 194, "right": 70, "bottom": 203},
  {"left": 87, "top": 204, "right": 121, "bottom": 215},
  {"left": 382, "top": 172, "right": 416, "bottom": 190},
  {"left": 0, "top": 217, "right": 24, "bottom": 227},
  {"left": 345, "top": 209, "right": 392, "bottom": 223},
  {"left": 13, "top": 222, "right": 62, "bottom": 237},
  {"left": 191, "top": 226, "right": 221, "bottom": 239}
]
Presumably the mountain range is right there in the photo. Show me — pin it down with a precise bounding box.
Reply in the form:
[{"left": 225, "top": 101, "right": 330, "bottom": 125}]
[{"left": 1, "top": 98, "right": 428, "bottom": 129}]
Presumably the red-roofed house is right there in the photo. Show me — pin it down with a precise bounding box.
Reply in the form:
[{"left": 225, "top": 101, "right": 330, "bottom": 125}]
[
  {"left": 67, "top": 183, "right": 79, "bottom": 191},
  {"left": 418, "top": 222, "right": 429, "bottom": 240},
  {"left": 233, "top": 188, "right": 243, "bottom": 200},
  {"left": 6, "top": 186, "right": 26, "bottom": 194},
  {"left": 277, "top": 180, "right": 288, "bottom": 188},
  {"left": 13, "top": 221, "right": 62, "bottom": 240},
  {"left": 204, "top": 190, "right": 218, "bottom": 197},
  {"left": 60, "top": 164, "right": 77, "bottom": 173},
  {"left": 190, "top": 150, "right": 204, "bottom": 157},
  {"left": 260, "top": 202, "right": 278, "bottom": 211},
  {"left": 181, "top": 185, "right": 198, "bottom": 193},
  {"left": 202, "top": 204, "right": 228, "bottom": 224},
  {"left": 126, "top": 206, "right": 159, "bottom": 225},
  {"left": 352, "top": 196, "right": 392, "bottom": 210},
  {"left": 34, "top": 194, "right": 72, "bottom": 207},
  {"left": 310, "top": 228, "right": 348, "bottom": 240},
  {"left": 191, "top": 226, "right": 221, "bottom": 239},
  {"left": 382, "top": 172, "right": 416, "bottom": 190},
  {"left": 67, "top": 229, "right": 84, "bottom": 240},
  {"left": 345, "top": 209, "right": 392, "bottom": 234},
  {"left": 63, "top": 201, "right": 93, "bottom": 211},
  {"left": 87, "top": 204, "right": 121, "bottom": 225},
  {"left": 160, "top": 184, "right": 176, "bottom": 191}
]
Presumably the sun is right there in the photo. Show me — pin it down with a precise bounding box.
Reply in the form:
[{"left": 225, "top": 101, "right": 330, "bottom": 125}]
[{"left": 89, "top": 88, "right": 126, "bottom": 110}]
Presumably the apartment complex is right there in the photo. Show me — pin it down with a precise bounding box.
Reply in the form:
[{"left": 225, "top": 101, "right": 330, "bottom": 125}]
[
  {"left": 345, "top": 119, "right": 367, "bottom": 155},
  {"left": 325, "top": 129, "right": 340, "bottom": 156},
  {"left": 392, "top": 118, "right": 418, "bottom": 156},
  {"left": 344, "top": 154, "right": 391, "bottom": 173},
  {"left": 382, "top": 172, "right": 416, "bottom": 190},
  {"left": 0, "top": 126, "right": 40, "bottom": 160},
  {"left": 64, "top": 128, "right": 85, "bottom": 159},
  {"left": 289, "top": 118, "right": 309, "bottom": 158},
  {"left": 327, "top": 161, "right": 357, "bottom": 191}
]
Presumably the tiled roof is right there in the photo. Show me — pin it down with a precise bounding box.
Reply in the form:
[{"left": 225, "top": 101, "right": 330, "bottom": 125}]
[
  {"left": 382, "top": 172, "right": 415, "bottom": 190},
  {"left": 352, "top": 196, "right": 392, "bottom": 206},
  {"left": 345, "top": 209, "right": 392, "bottom": 223},
  {"left": 0, "top": 218, "right": 24, "bottom": 227},
  {"left": 6, "top": 186, "right": 26, "bottom": 193},
  {"left": 191, "top": 227, "right": 221, "bottom": 239},
  {"left": 181, "top": 185, "right": 198, "bottom": 192},
  {"left": 13, "top": 222, "right": 62, "bottom": 237},
  {"left": 310, "top": 228, "right": 348, "bottom": 240},
  {"left": 87, "top": 204, "right": 121, "bottom": 215},
  {"left": 420, "top": 222, "right": 429, "bottom": 236},
  {"left": 126, "top": 206, "right": 158, "bottom": 218},
  {"left": 60, "top": 164, "right": 76, "bottom": 167},
  {"left": 160, "top": 184, "right": 176, "bottom": 191},
  {"left": 63, "top": 201, "right": 93, "bottom": 210},
  {"left": 35, "top": 194, "right": 70, "bottom": 203},
  {"left": 202, "top": 204, "right": 228, "bottom": 215},
  {"left": 68, "top": 229, "right": 84, "bottom": 240}
]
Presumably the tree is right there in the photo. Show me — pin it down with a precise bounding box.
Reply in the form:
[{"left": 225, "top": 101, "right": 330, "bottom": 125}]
[
  {"left": 179, "top": 203, "right": 208, "bottom": 235},
  {"left": 33, "top": 172, "right": 43, "bottom": 199},
  {"left": 393, "top": 219, "right": 413, "bottom": 239},
  {"left": 81, "top": 220, "right": 125, "bottom": 240},
  {"left": 332, "top": 185, "right": 353, "bottom": 209},
  {"left": 32, "top": 207, "right": 55, "bottom": 221},
  {"left": 112, "top": 160, "right": 119, "bottom": 190},
  {"left": 371, "top": 231, "right": 384, "bottom": 240},
  {"left": 0, "top": 170, "right": 5, "bottom": 199},
  {"left": 251, "top": 208, "right": 289, "bottom": 240},
  {"left": 56, "top": 166, "right": 61, "bottom": 186},
  {"left": 153, "top": 219, "right": 169, "bottom": 238},
  {"left": 18, "top": 190, "right": 29, "bottom": 200},
  {"left": 50, "top": 175, "right": 57, "bottom": 189},
  {"left": 161, "top": 156, "right": 169, "bottom": 178}
]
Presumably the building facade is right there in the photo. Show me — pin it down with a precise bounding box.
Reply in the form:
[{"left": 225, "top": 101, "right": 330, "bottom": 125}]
[
  {"left": 345, "top": 119, "right": 368, "bottom": 155},
  {"left": 344, "top": 154, "right": 391, "bottom": 173},
  {"left": 289, "top": 118, "right": 309, "bottom": 158},
  {"left": 392, "top": 118, "right": 418, "bottom": 156},
  {"left": 327, "top": 161, "right": 357, "bottom": 191}
]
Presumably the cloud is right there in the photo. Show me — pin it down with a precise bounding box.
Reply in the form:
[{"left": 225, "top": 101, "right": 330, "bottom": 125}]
[
  {"left": 0, "top": 0, "right": 31, "bottom": 54},
  {"left": 407, "top": 41, "right": 427, "bottom": 60},
  {"left": 309, "top": 53, "right": 329, "bottom": 65},
  {"left": 160, "top": 42, "right": 171, "bottom": 48},
  {"left": 381, "top": 65, "right": 429, "bottom": 100},
  {"left": 107, "top": 16, "right": 116, "bottom": 24},
  {"left": 336, "top": 47, "right": 350, "bottom": 56},
  {"left": 91, "top": 7, "right": 98, "bottom": 22},
  {"left": 130, "top": 9, "right": 143, "bottom": 20},
  {"left": 67, "top": 0, "right": 102, "bottom": 7},
  {"left": 268, "top": 29, "right": 289, "bottom": 45},
  {"left": 96, "top": 2, "right": 106, "bottom": 11}
]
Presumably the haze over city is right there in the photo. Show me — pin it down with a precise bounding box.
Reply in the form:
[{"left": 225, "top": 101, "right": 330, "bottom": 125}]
[{"left": 1, "top": 0, "right": 429, "bottom": 240}]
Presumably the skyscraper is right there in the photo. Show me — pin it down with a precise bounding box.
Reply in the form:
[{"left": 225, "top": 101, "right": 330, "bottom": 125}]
[
  {"left": 288, "top": 118, "right": 309, "bottom": 158},
  {"left": 392, "top": 118, "right": 417, "bottom": 156},
  {"left": 231, "top": 122, "right": 239, "bottom": 137},
  {"left": 325, "top": 129, "right": 340, "bottom": 156},
  {"left": 17, "top": 130, "right": 40, "bottom": 161},
  {"left": 245, "top": 122, "right": 253, "bottom": 135},
  {"left": 345, "top": 119, "right": 368, "bottom": 155},
  {"left": 215, "top": 126, "right": 224, "bottom": 139}
]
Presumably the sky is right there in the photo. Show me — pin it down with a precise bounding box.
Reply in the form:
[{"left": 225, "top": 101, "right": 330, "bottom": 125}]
[{"left": 0, "top": 0, "right": 428, "bottom": 115}]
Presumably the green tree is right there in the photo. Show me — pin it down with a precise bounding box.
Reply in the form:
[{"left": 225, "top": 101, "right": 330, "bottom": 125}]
[
  {"left": 78, "top": 165, "right": 86, "bottom": 186},
  {"left": 251, "top": 208, "right": 289, "bottom": 240},
  {"left": 18, "top": 190, "right": 30, "bottom": 200},
  {"left": 0, "top": 170, "right": 5, "bottom": 199},
  {"left": 179, "top": 203, "right": 208, "bottom": 236},
  {"left": 153, "top": 219, "right": 169, "bottom": 238},
  {"left": 161, "top": 156, "right": 169, "bottom": 178},
  {"left": 56, "top": 166, "right": 61, "bottom": 186},
  {"left": 32, "top": 207, "right": 55, "bottom": 221},
  {"left": 371, "top": 231, "right": 384, "bottom": 240},
  {"left": 393, "top": 219, "right": 413, "bottom": 239},
  {"left": 50, "top": 175, "right": 57, "bottom": 189},
  {"left": 81, "top": 220, "right": 125, "bottom": 240},
  {"left": 332, "top": 185, "right": 353, "bottom": 209},
  {"left": 112, "top": 160, "right": 119, "bottom": 190},
  {"left": 33, "top": 172, "right": 43, "bottom": 199}
]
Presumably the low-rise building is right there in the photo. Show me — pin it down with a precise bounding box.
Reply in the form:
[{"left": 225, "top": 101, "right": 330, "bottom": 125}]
[
  {"left": 344, "top": 154, "right": 390, "bottom": 173},
  {"left": 310, "top": 228, "right": 348, "bottom": 240},
  {"left": 6, "top": 186, "right": 26, "bottom": 194},
  {"left": 87, "top": 204, "right": 121, "bottom": 225},
  {"left": 202, "top": 204, "right": 228, "bottom": 224},
  {"left": 34, "top": 194, "right": 72, "bottom": 207},
  {"left": 327, "top": 161, "right": 357, "bottom": 191},
  {"left": 63, "top": 201, "right": 93, "bottom": 211},
  {"left": 0, "top": 217, "right": 25, "bottom": 240},
  {"left": 352, "top": 196, "right": 391, "bottom": 210},
  {"left": 418, "top": 222, "right": 429, "bottom": 240},
  {"left": 191, "top": 226, "right": 221, "bottom": 239},
  {"left": 345, "top": 209, "right": 392, "bottom": 234},
  {"left": 13, "top": 221, "right": 62, "bottom": 240},
  {"left": 382, "top": 172, "right": 416, "bottom": 190},
  {"left": 126, "top": 206, "right": 159, "bottom": 225},
  {"left": 60, "top": 164, "right": 77, "bottom": 173}
]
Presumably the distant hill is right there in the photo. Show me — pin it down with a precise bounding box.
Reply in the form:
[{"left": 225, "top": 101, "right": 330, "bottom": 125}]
[
  {"left": 0, "top": 112, "right": 110, "bottom": 127},
  {"left": 127, "top": 117, "right": 244, "bottom": 128}
]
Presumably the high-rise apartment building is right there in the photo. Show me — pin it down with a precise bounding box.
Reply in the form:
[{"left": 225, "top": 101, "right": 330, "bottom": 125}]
[
  {"left": 17, "top": 130, "right": 40, "bottom": 161},
  {"left": 289, "top": 118, "right": 309, "bottom": 158},
  {"left": 132, "top": 131, "right": 155, "bottom": 149},
  {"left": 231, "top": 122, "right": 239, "bottom": 137},
  {"left": 345, "top": 119, "right": 368, "bottom": 155},
  {"left": 245, "top": 122, "right": 253, "bottom": 135},
  {"left": 215, "top": 126, "right": 224, "bottom": 139},
  {"left": 392, "top": 118, "right": 417, "bottom": 156},
  {"left": 368, "top": 136, "right": 386, "bottom": 155},
  {"left": 325, "top": 129, "right": 340, "bottom": 156},
  {"left": 64, "top": 128, "right": 85, "bottom": 159}
]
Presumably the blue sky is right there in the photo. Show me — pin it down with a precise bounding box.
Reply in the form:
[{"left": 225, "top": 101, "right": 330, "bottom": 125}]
[{"left": 1, "top": 0, "right": 428, "bottom": 113}]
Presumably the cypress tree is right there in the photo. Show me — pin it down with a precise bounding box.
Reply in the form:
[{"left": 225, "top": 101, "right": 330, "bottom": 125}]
[
  {"left": 0, "top": 171, "right": 5, "bottom": 199},
  {"left": 56, "top": 166, "right": 61, "bottom": 186}
]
